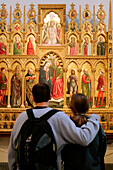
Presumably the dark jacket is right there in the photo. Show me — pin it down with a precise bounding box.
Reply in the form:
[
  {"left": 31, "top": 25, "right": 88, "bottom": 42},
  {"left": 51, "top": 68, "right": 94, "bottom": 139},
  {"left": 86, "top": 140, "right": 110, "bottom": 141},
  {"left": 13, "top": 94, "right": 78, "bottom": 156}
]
[{"left": 61, "top": 122, "right": 107, "bottom": 170}]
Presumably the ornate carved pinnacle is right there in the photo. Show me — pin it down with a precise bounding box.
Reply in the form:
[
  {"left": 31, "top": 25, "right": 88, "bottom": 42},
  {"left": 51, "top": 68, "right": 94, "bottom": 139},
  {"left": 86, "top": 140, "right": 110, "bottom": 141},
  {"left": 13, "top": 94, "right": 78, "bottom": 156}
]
[
  {"left": 70, "top": 3, "right": 75, "bottom": 10},
  {"left": 99, "top": 3, "right": 103, "bottom": 10},
  {"left": 16, "top": 3, "right": 20, "bottom": 9},
  {"left": 85, "top": 4, "right": 89, "bottom": 9},
  {"left": 30, "top": 3, "right": 34, "bottom": 10},
  {"left": 1, "top": 3, "right": 6, "bottom": 9}
]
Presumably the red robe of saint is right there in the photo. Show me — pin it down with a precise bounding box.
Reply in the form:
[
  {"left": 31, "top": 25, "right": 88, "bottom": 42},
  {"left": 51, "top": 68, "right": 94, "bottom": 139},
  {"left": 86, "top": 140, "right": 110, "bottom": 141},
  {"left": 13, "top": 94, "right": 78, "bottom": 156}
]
[
  {"left": 0, "top": 42, "right": 6, "bottom": 55},
  {"left": 27, "top": 37, "right": 35, "bottom": 55},
  {"left": 97, "top": 75, "right": 106, "bottom": 91}
]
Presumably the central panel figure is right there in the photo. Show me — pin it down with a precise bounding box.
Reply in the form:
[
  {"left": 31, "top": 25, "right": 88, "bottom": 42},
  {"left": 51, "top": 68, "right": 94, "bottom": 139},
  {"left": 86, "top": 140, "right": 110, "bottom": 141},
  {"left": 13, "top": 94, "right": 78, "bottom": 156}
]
[
  {"left": 42, "top": 12, "right": 61, "bottom": 45},
  {"left": 39, "top": 52, "right": 64, "bottom": 107}
]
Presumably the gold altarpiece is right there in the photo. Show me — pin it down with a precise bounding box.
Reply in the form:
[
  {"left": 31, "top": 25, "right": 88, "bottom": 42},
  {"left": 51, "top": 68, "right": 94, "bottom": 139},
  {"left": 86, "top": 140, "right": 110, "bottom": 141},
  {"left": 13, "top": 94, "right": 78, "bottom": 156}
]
[{"left": 0, "top": 2, "right": 113, "bottom": 135}]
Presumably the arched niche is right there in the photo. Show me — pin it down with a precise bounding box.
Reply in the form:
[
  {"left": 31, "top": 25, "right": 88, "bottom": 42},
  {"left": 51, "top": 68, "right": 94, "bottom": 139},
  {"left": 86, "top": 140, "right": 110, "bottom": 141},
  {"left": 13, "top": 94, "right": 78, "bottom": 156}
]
[{"left": 39, "top": 51, "right": 64, "bottom": 108}]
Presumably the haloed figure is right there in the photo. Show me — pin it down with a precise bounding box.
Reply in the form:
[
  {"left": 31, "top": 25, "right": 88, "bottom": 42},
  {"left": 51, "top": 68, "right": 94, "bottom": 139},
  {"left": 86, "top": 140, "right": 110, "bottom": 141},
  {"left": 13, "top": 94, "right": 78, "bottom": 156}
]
[
  {"left": 39, "top": 60, "right": 53, "bottom": 94},
  {"left": 27, "top": 37, "right": 35, "bottom": 55},
  {"left": 11, "top": 66, "right": 22, "bottom": 107},
  {"left": 97, "top": 37, "right": 105, "bottom": 55},
  {"left": 13, "top": 36, "right": 22, "bottom": 55},
  {"left": 0, "top": 67, "right": 7, "bottom": 106},
  {"left": 67, "top": 69, "right": 78, "bottom": 104},
  {"left": 96, "top": 70, "right": 106, "bottom": 108},
  {"left": 25, "top": 68, "right": 36, "bottom": 107},
  {"left": 51, "top": 59, "right": 63, "bottom": 100},
  {"left": 69, "top": 37, "right": 78, "bottom": 55},
  {"left": 83, "top": 37, "right": 91, "bottom": 55},
  {"left": 81, "top": 69, "right": 91, "bottom": 102},
  {"left": 0, "top": 37, "right": 6, "bottom": 55}
]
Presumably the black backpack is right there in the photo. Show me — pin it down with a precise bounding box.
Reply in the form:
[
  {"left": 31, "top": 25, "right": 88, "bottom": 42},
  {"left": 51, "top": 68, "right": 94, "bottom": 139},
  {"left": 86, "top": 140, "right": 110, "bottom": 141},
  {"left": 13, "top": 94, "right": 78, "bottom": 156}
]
[{"left": 15, "top": 108, "right": 59, "bottom": 170}]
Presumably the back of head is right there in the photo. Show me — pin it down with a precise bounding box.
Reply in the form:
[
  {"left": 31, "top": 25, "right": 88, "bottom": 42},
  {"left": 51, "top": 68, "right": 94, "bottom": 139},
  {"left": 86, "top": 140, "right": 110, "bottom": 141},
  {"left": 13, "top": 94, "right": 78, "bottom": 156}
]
[
  {"left": 32, "top": 83, "right": 50, "bottom": 103},
  {"left": 70, "top": 93, "right": 89, "bottom": 114}
]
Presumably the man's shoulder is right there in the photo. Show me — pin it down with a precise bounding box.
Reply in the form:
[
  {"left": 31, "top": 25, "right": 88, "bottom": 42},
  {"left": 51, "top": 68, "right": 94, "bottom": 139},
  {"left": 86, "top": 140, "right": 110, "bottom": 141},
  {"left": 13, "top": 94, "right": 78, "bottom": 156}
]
[{"left": 15, "top": 111, "right": 27, "bottom": 124}]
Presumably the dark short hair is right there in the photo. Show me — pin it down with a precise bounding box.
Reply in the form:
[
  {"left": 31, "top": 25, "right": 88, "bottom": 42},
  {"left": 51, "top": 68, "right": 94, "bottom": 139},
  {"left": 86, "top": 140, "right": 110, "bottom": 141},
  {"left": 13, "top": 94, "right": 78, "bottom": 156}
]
[
  {"left": 32, "top": 83, "right": 50, "bottom": 103},
  {"left": 70, "top": 93, "right": 89, "bottom": 114}
]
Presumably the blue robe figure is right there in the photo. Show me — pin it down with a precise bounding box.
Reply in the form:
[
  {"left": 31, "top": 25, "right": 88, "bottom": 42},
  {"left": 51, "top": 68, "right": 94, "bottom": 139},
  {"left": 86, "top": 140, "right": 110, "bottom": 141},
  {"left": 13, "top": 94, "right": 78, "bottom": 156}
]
[{"left": 39, "top": 61, "right": 53, "bottom": 94}]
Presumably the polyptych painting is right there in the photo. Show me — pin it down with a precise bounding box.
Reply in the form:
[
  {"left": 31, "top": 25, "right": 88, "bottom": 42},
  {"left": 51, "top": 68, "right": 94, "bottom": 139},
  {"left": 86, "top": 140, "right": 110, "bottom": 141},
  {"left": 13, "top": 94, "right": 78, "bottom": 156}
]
[
  {"left": 42, "top": 12, "right": 61, "bottom": 46},
  {"left": 39, "top": 52, "right": 63, "bottom": 107}
]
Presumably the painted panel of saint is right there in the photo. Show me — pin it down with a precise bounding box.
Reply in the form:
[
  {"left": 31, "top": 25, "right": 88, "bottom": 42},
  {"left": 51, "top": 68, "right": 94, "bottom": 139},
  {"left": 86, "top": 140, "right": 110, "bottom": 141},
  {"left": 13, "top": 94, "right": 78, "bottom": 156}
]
[
  {"left": 0, "top": 67, "right": 7, "bottom": 106},
  {"left": 68, "top": 36, "right": 78, "bottom": 55},
  {"left": 13, "top": 36, "right": 22, "bottom": 55},
  {"left": 82, "top": 37, "right": 91, "bottom": 55},
  {"left": 11, "top": 65, "right": 22, "bottom": 107},
  {"left": 39, "top": 60, "right": 53, "bottom": 94},
  {"left": 25, "top": 68, "right": 36, "bottom": 107},
  {"left": 51, "top": 59, "right": 63, "bottom": 100},
  {"left": 0, "top": 36, "right": 6, "bottom": 55},
  {"left": 97, "top": 37, "right": 105, "bottom": 55},
  {"left": 67, "top": 70, "right": 78, "bottom": 105},
  {"left": 42, "top": 12, "right": 61, "bottom": 46},
  {"left": 27, "top": 36, "right": 35, "bottom": 55},
  {"left": 39, "top": 54, "right": 63, "bottom": 107},
  {"left": 95, "top": 66, "right": 106, "bottom": 108},
  {"left": 81, "top": 68, "right": 91, "bottom": 103}
]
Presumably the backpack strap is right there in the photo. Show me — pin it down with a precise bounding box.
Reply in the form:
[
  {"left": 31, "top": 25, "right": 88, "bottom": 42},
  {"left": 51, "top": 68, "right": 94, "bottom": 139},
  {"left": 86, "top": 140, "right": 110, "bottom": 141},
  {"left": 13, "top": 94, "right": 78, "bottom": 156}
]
[
  {"left": 26, "top": 108, "right": 35, "bottom": 120},
  {"left": 40, "top": 109, "right": 59, "bottom": 120},
  {"left": 26, "top": 108, "right": 59, "bottom": 121}
]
